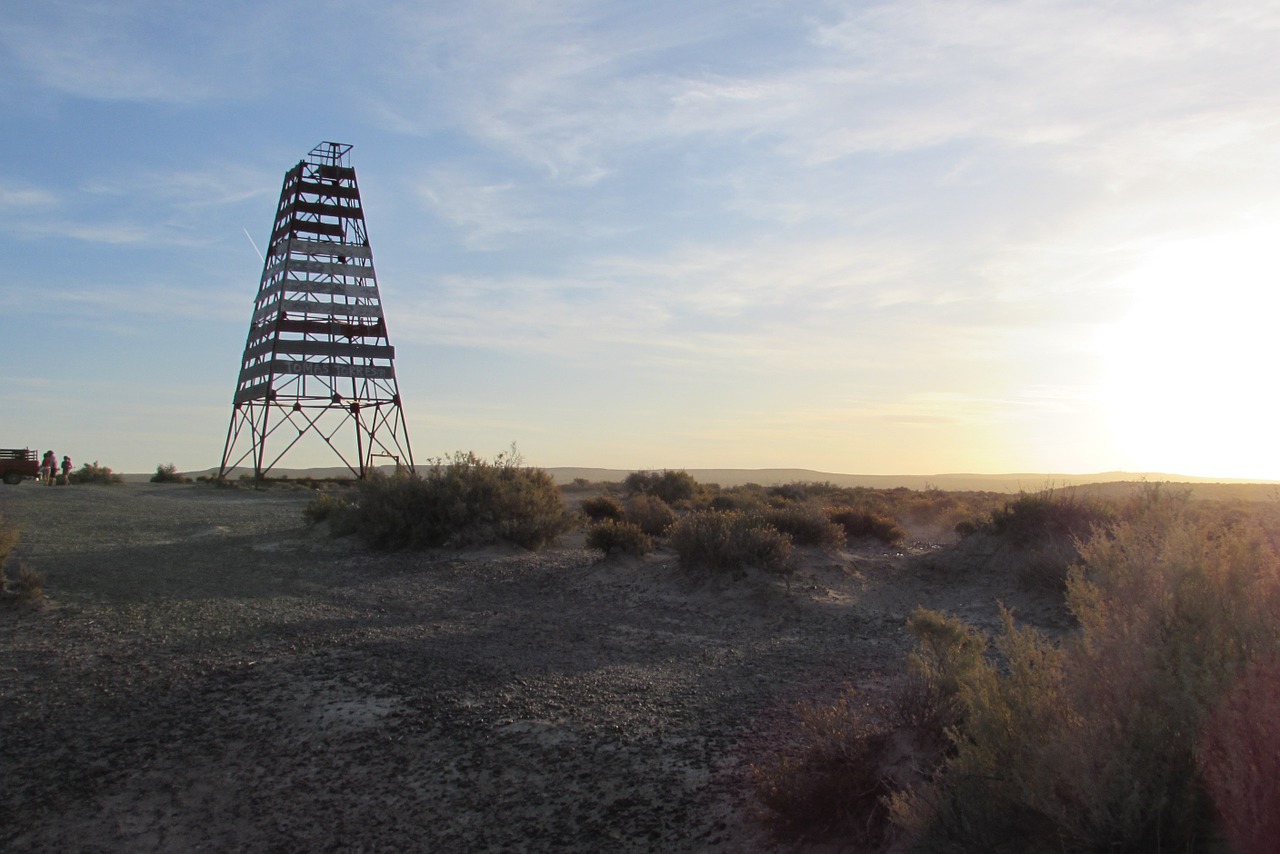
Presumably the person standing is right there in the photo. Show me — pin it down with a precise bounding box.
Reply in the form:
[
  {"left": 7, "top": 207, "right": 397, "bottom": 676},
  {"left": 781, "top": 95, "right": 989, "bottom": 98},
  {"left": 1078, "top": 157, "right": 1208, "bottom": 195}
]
[
  {"left": 40, "top": 450, "right": 55, "bottom": 486},
  {"left": 60, "top": 455, "right": 73, "bottom": 485}
]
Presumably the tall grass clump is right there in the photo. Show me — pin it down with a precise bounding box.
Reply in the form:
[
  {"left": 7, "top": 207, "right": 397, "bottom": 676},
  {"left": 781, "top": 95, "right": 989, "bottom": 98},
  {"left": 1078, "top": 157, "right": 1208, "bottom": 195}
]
[
  {"left": 69, "top": 461, "right": 124, "bottom": 484},
  {"left": 150, "top": 463, "right": 191, "bottom": 483},
  {"left": 669, "top": 510, "right": 791, "bottom": 578},
  {"left": 343, "top": 449, "right": 573, "bottom": 550}
]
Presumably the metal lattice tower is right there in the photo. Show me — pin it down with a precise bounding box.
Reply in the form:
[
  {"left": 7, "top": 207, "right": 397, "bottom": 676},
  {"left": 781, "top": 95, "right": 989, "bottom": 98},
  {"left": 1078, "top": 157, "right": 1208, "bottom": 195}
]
[{"left": 220, "top": 142, "right": 414, "bottom": 479}]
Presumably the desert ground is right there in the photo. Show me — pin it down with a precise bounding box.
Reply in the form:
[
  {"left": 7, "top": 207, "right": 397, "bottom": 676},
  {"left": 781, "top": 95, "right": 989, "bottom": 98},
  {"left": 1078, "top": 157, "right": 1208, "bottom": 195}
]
[{"left": 0, "top": 481, "right": 1066, "bottom": 852}]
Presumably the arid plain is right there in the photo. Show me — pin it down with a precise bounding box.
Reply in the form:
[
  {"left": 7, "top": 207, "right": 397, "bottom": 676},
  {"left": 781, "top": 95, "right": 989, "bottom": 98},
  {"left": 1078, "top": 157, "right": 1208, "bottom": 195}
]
[{"left": 3, "top": 479, "right": 1087, "bottom": 851}]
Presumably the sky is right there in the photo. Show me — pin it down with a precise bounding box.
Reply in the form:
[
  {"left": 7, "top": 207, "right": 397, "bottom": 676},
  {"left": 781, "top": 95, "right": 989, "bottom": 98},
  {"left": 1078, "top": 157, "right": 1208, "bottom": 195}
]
[{"left": 2, "top": 0, "right": 1280, "bottom": 480}]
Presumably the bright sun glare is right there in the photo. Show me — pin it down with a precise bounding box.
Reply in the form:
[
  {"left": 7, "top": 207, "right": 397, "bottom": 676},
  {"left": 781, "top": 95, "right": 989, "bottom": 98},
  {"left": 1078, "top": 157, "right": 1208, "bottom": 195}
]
[{"left": 1103, "top": 223, "right": 1280, "bottom": 480}]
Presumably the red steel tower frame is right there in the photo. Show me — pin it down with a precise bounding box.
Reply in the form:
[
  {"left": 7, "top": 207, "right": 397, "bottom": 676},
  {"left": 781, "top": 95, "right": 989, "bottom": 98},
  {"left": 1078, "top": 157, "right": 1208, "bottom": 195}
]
[{"left": 220, "top": 142, "right": 414, "bottom": 479}]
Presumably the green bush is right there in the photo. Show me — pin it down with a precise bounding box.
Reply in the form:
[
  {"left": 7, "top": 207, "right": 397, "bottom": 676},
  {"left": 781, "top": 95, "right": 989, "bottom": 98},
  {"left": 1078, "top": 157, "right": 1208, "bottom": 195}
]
[
  {"left": 343, "top": 449, "right": 573, "bottom": 551},
  {"left": 827, "top": 508, "right": 906, "bottom": 545},
  {"left": 623, "top": 469, "right": 700, "bottom": 505},
  {"left": 669, "top": 510, "right": 791, "bottom": 577},
  {"left": 579, "top": 495, "right": 624, "bottom": 523},
  {"left": 150, "top": 463, "right": 191, "bottom": 483},
  {"left": 624, "top": 494, "right": 677, "bottom": 536},
  {"left": 585, "top": 519, "right": 653, "bottom": 556},
  {"left": 69, "top": 461, "right": 124, "bottom": 485}
]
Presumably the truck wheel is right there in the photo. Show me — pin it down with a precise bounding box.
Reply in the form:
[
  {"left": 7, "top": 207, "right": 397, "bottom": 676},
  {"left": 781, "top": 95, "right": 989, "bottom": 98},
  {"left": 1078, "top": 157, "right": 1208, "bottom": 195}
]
[{"left": 2, "top": 471, "right": 22, "bottom": 485}]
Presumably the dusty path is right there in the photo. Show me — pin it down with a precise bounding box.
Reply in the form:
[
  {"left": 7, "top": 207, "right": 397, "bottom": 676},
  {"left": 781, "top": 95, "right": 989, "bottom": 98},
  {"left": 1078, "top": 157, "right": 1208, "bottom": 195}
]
[{"left": 0, "top": 482, "right": 1051, "bottom": 852}]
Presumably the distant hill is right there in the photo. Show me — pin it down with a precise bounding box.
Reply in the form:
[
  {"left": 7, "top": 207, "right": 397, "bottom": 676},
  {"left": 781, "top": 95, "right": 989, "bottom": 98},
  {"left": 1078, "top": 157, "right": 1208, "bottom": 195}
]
[
  {"left": 545, "top": 467, "right": 1280, "bottom": 494},
  {"left": 171, "top": 464, "right": 1279, "bottom": 496}
]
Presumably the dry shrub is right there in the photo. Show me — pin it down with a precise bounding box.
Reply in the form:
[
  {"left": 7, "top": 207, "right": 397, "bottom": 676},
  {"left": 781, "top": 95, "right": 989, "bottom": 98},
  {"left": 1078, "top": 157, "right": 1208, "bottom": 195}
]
[
  {"left": 753, "top": 677, "right": 955, "bottom": 849},
  {"left": 983, "top": 488, "right": 1113, "bottom": 548},
  {"left": 756, "top": 505, "right": 847, "bottom": 549},
  {"left": 70, "top": 461, "right": 124, "bottom": 484},
  {"left": 752, "top": 613, "right": 971, "bottom": 847},
  {"left": 302, "top": 491, "right": 359, "bottom": 536},
  {"left": 827, "top": 508, "right": 906, "bottom": 545},
  {"left": 893, "top": 490, "right": 1280, "bottom": 852},
  {"left": 1197, "top": 658, "right": 1280, "bottom": 854},
  {"left": 1014, "top": 544, "right": 1080, "bottom": 595},
  {"left": 0, "top": 514, "right": 16, "bottom": 566},
  {"left": 669, "top": 510, "right": 791, "bottom": 577},
  {"left": 765, "top": 490, "right": 1280, "bottom": 852},
  {"left": 3, "top": 560, "right": 44, "bottom": 604},
  {"left": 624, "top": 494, "right": 677, "bottom": 535},
  {"left": 0, "top": 516, "right": 42, "bottom": 605},
  {"left": 345, "top": 449, "right": 573, "bottom": 550},
  {"left": 150, "top": 463, "right": 191, "bottom": 483},
  {"left": 585, "top": 519, "right": 653, "bottom": 556},
  {"left": 707, "top": 491, "right": 764, "bottom": 512},
  {"left": 622, "top": 469, "right": 700, "bottom": 505},
  {"left": 580, "top": 495, "right": 624, "bottom": 523}
]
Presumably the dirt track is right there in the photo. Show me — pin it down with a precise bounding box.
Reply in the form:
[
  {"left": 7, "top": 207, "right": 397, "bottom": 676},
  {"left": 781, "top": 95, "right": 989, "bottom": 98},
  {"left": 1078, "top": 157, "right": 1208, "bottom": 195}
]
[{"left": 0, "top": 482, "right": 1058, "bottom": 852}]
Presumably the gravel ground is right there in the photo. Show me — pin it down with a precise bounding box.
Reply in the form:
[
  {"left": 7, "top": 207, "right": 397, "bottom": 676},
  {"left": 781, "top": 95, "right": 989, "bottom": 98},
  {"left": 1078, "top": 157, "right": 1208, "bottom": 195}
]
[{"left": 0, "top": 482, "right": 1061, "bottom": 852}]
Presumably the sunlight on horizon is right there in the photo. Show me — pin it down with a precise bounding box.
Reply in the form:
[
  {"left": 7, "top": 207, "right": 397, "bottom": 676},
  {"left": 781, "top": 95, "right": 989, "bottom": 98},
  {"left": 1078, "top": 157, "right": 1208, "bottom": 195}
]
[{"left": 1102, "top": 222, "right": 1280, "bottom": 481}]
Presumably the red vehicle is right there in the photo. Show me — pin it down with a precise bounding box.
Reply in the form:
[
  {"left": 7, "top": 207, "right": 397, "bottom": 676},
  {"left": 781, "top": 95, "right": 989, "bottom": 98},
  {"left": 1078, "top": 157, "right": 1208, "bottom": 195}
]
[{"left": 1, "top": 448, "right": 41, "bottom": 484}]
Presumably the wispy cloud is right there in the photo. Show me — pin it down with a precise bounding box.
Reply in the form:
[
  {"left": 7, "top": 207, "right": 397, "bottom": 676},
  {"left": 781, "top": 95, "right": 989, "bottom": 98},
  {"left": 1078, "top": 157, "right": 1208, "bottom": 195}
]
[{"left": 0, "top": 181, "right": 58, "bottom": 210}]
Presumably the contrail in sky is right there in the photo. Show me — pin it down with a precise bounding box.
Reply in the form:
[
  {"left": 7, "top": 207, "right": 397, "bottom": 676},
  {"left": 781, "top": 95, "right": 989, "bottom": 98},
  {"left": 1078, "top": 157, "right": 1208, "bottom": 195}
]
[{"left": 242, "top": 228, "right": 264, "bottom": 263}]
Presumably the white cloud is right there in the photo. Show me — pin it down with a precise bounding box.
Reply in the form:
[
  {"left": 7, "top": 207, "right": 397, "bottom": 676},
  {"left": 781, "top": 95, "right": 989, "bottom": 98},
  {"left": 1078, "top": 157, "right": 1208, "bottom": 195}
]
[{"left": 0, "top": 181, "right": 58, "bottom": 210}]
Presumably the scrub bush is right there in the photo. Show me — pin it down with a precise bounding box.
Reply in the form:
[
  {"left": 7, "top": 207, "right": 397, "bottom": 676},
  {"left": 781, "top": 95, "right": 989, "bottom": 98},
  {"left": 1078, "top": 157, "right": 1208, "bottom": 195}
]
[
  {"left": 303, "top": 491, "right": 359, "bottom": 536},
  {"left": 752, "top": 612, "right": 972, "bottom": 847},
  {"left": 585, "top": 519, "right": 653, "bottom": 556},
  {"left": 669, "top": 510, "right": 791, "bottom": 577},
  {"left": 580, "top": 495, "right": 624, "bottom": 523},
  {"left": 707, "top": 491, "right": 765, "bottom": 512},
  {"left": 760, "top": 492, "right": 1280, "bottom": 852},
  {"left": 983, "top": 488, "right": 1113, "bottom": 547},
  {"left": 150, "top": 463, "right": 191, "bottom": 483},
  {"left": 0, "top": 515, "right": 42, "bottom": 605},
  {"left": 69, "top": 461, "right": 124, "bottom": 484},
  {"left": 892, "top": 493, "right": 1280, "bottom": 852},
  {"left": 827, "top": 508, "right": 906, "bottom": 545},
  {"left": 756, "top": 506, "right": 846, "bottom": 549},
  {"left": 624, "top": 494, "right": 677, "bottom": 535},
  {"left": 0, "top": 515, "right": 16, "bottom": 567},
  {"left": 1197, "top": 658, "right": 1280, "bottom": 854},
  {"left": 344, "top": 449, "right": 573, "bottom": 551},
  {"left": 622, "top": 469, "right": 700, "bottom": 505}
]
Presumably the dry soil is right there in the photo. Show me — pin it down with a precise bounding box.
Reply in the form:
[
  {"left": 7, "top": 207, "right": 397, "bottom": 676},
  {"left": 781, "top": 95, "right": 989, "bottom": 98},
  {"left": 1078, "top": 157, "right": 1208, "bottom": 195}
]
[{"left": 0, "top": 482, "right": 1065, "bottom": 852}]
